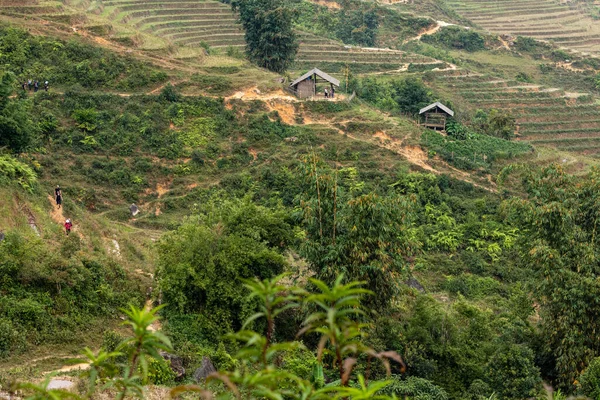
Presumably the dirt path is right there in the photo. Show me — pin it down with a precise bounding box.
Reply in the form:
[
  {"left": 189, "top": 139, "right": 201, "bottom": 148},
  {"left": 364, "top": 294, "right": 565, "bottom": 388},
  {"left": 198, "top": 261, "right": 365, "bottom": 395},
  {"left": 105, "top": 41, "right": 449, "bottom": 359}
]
[
  {"left": 405, "top": 22, "right": 442, "bottom": 44},
  {"left": 497, "top": 36, "right": 511, "bottom": 51},
  {"left": 47, "top": 195, "right": 64, "bottom": 224},
  {"left": 225, "top": 86, "right": 298, "bottom": 102},
  {"left": 320, "top": 122, "right": 497, "bottom": 192}
]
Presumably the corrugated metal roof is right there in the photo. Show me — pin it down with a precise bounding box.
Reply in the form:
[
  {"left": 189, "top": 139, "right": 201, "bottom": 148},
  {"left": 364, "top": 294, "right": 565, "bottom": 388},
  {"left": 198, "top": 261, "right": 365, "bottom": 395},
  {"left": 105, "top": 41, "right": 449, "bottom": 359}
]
[
  {"left": 419, "top": 101, "right": 454, "bottom": 117},
  {"left": 290, "top": 68, "right": 340, "bottom": 87}
]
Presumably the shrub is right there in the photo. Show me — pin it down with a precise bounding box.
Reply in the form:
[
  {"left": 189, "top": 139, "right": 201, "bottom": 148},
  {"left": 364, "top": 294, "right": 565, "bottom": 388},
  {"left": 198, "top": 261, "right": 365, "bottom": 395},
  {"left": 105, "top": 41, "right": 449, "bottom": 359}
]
[
  {"left": 485, "top": 345, "right": 542, "bottom": 399},
  {"left": 422, "top": 26, "right": 485, "bottom": 52},
  {"left": 579, "top": 357, "right": 600, "bottom": 399},
  {"left": 383, "top": 376, "right": 448, "bottom": 400},
  {"left": 0, "top": 155, "right": 37, "bottom": 191},
  {"left": 146, "top": 357, "right": 176, "bottom": 385},
  {"left": 0, "top": 318, "right": 25, "bottom": 358}
]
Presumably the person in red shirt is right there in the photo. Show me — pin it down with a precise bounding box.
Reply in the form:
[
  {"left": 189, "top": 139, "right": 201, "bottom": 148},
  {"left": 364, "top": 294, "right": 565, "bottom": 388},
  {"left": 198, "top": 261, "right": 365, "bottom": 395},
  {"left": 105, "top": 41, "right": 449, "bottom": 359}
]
[{"left": 64, "top": 219, "right": 72, "bottom": 235}]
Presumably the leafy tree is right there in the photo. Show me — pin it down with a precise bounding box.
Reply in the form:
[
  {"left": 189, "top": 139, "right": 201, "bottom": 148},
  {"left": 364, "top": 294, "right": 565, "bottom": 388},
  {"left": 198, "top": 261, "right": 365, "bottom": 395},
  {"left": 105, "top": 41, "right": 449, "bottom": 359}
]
[
  {"left": 391, "top": 77, "right": 432, "bottom": 115},
  {"left": 502, "top": 165, "right": 600, "bottom": 390},
  {"left": 383, "top": 376, "right": 448, "bottom": 399},
  {"left": 335, "top": 6, "right": 380, "bottom": 47},
  {"left": 174, "top": 274, "right": 404, "bottom": 399},
  {"left": 472, "top": 109, "right": 516, "bottom": 140},
  {"left": 232, "top": 0, "right": 298, "bottom": 72},
  {"left": 296, "top": 154, "right": 419, "bottom": 310},
  {"left": 485, "top": 345, "right": 542, "bottom": 399},
  {"left": 0, "top": 72, "right": 38, "bottom": 152},
  {"left": 422, "top": 26, "right": 485, "bottom": 52},
  {"left": 579, "top": 357, "right": 600, "bottom": 399},
  {"left": 156, "top": 211, "right": 288, "bottom": 340}
]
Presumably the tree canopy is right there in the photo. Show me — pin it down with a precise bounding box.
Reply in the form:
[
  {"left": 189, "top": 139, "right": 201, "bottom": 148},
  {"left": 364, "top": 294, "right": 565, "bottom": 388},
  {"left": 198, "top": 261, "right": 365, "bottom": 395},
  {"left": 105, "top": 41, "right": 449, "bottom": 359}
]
[{"left": 232, "top": 0, "right": 298, "bottom": 72}]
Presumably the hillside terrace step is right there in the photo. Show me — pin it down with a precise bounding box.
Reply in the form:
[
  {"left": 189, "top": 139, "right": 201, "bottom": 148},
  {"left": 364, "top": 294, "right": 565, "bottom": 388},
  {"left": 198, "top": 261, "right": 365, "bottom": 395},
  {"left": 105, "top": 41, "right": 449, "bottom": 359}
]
[
  {"left": 126, "top": 8, "right": 234, "bottom": 19},
  {"left": 521, "top": 121, "right": 600, "bottom": 130},
  {"left": 462, "top": 92, "right": 559, "bottom": 100},
  {"left": 145, "top": 19, "right": 237, "bottom": 30},
  {"left": 163, "top": 28, "right": 242, "bottom": 38},
  {"left": 469, "top": 9, "right": 581, "bottom": 22},
  {"left": 102, "top": 0, "right": 219, "bottom": 4},
  {"left": 502, "top": 29, "right": 589, "bottom": 37},
  {"left": 140, "top": 18, "right": 237, "bottom": 30},
  {"left": 107, "top": 2, "right": 226, "bottom": 11},
  {"left": 481, "top": 16, "right": 583, "bottom": 28},
  {"left": 458, "top": 4, "right": 567, "bottom": 14},
  {"left": 177, "top": 33, "right": 244, "bottom": 43},
  {"left": 552, "top": 36, "right": 600, "bottom": 45},
  {"left": 296, "top": 53, "right": 429, "bottom": 60},
  {"left": 0, "top": 5, "right": 63, "bottom": 14},
  {"left": 180, "top": 37, "right": 246, "bottom": 47},
  {"left": 451, "top": 1, "right": 563, "bottom": 8},
  {"left": 527, "top": 134, "right": 600, "bottom": 143},
  {"left": 135, "top": 14, "right": 236, "bottom": 26},
  {"left": 461, "top": 5, "right": 568, "bottom": 17},
  {"left": 128, "top": 9, "right": 233, "bottom": 24}
]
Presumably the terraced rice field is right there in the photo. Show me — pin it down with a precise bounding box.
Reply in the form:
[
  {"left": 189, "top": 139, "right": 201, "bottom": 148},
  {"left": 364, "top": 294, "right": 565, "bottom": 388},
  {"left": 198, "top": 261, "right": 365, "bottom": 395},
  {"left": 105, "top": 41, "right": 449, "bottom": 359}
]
[
  {"left": 0, "top": 0, "right": 65, "bottom": 16},
  {"left": 435, "top": 73, "right": 600, "bottom": 155},
  {"left": 446, "top": 0, "right": 600, "bottom": 54},
  {"left": 95, "top": 0, "right": 245, "bottom": 49},
  {"left": 88, "top": 0, "right": 450, "bottom": 73},
  {"left": 293, "top": 32, "right": 448, "bottom": 73}
]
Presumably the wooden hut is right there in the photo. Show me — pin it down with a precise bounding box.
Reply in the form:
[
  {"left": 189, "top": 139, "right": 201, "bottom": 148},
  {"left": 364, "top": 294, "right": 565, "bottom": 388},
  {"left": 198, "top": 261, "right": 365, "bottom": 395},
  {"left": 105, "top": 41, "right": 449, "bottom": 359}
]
[
  {"left": 290, "top": 68, "right": 340, "bottom": 99},
  {"left": 419, "top": 102, "right": 454, "bottom": 131}
]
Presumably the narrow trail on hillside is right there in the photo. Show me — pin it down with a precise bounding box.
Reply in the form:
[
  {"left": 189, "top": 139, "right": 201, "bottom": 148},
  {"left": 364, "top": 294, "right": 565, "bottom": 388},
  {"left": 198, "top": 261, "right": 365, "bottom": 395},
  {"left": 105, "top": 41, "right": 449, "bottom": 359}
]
[
  {"left": 404, "top": 22, "right": 442, "bottom": 44},
  {"left": 319, "top": 122, "right": 497, "bottom": 192}
]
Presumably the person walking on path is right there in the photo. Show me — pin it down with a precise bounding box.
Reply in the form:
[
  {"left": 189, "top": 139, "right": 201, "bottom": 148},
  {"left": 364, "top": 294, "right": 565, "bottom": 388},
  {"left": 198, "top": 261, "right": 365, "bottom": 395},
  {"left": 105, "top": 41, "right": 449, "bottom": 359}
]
[
  {"left": 64, "top": 219, "right": 72, "bottom": 235},
  {"left": 44, "top": 81, "right": 49, "bottom": 91},
  {"left": 34, "top": 81, "right": 39, "bottom": 92},
  {"left": 324, "top": 88, "right": 329, "bottom": 98},
  {"left": 55, "top": 185, "right": 62, "bottom": 208},
  {"left": 21, "top": 81, "right": 27, "bottom": 91},
  {"left": 28, "top": 79, "right": 32, "bottom": 90},
  {"left": 330, "top": 85, "right": 335, "bottom": 99}
]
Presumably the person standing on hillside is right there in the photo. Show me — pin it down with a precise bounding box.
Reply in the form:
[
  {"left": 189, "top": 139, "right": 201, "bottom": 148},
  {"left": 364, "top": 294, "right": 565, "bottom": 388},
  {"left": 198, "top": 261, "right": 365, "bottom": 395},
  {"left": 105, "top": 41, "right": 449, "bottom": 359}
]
[
  {"left": 21, "top": 81, "right": 27, "bottom": 91},
  {"left": 330, "top": 85, "right": 335, "bottom": 99},
  {"left": 64, "top": 219, "right": 72, "bottom": 235},
  {"left": 324, "top": 88, "right": 329, "bottom": 98},
  {"left": 44, "top": 81, "right": 49, "bottom": 91},
  {"left": 34, "top": 81, "right": 39, "bottom": 92},
  {"left": 28, "top": 79, "right": 32, "bottom": 90},
  {"left": 55, "top": 185, "right": 63, "bottom": 208}
]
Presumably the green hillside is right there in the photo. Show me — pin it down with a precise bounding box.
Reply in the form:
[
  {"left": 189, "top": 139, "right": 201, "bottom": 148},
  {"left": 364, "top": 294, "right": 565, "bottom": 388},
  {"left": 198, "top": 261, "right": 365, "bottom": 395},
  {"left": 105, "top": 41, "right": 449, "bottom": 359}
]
[{"left": 2, "top": 0, "right": 600, "bottom": 399}]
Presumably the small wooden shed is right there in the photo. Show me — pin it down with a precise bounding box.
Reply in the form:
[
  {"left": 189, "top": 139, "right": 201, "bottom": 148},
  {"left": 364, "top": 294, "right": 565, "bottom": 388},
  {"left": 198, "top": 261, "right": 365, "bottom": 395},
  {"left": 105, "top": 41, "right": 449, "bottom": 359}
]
[
  {"left": 290, "top": 68, "right": 340, "bottom": 99},
  {"left": 419, "top": 102, "right": 454, "bottom": 131}
]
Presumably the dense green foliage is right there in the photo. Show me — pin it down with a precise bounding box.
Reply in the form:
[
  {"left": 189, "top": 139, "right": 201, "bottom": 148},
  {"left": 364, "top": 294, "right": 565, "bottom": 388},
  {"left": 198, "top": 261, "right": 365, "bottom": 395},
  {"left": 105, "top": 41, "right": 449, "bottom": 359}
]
[
  {"left": 0, "top": 26, "right": 166, "bottom": 89},
  {"left": 350, "top": 76, "right": 433, "bottom": 115},
  {"left": 6, "top": 7, "right": 600, "bottom": 400},
  {"left": 296, "top": 155, "right": 418, "bottom": 310},
  {"left": 334, "top": 5, "right": 379, "bottom": 47},
  {"left": 0, "top": 155, "right": 36, "bottom": 191},
  {"left": 233, "top": 0, "right": 298, "bottom": 72},
  {"left": 502, "top": 165, "right": 600, "bottom": 390},
  {"left": 0, "top": 231, "right": 143, "bottom": 358},
  {"left": 0, "top": 72, "right": 38, "bottom": 152},
  {"left": 422, "top": 127, "right": 532, "bottom": 170},
  {"left": 292, "top": 0, "right": 430, "bottom": 47},
  {"left": 421, "top": 26, "right": 486, "bottom": 52},
  {"left": 579, "top": 357, "right": 600, "bottom": 399},
  {"left": 156, "top": 199, "right": 290, "bottom": 343},
  {"left": 471, "top": 109, "right": 516, "bottom": 140}
]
